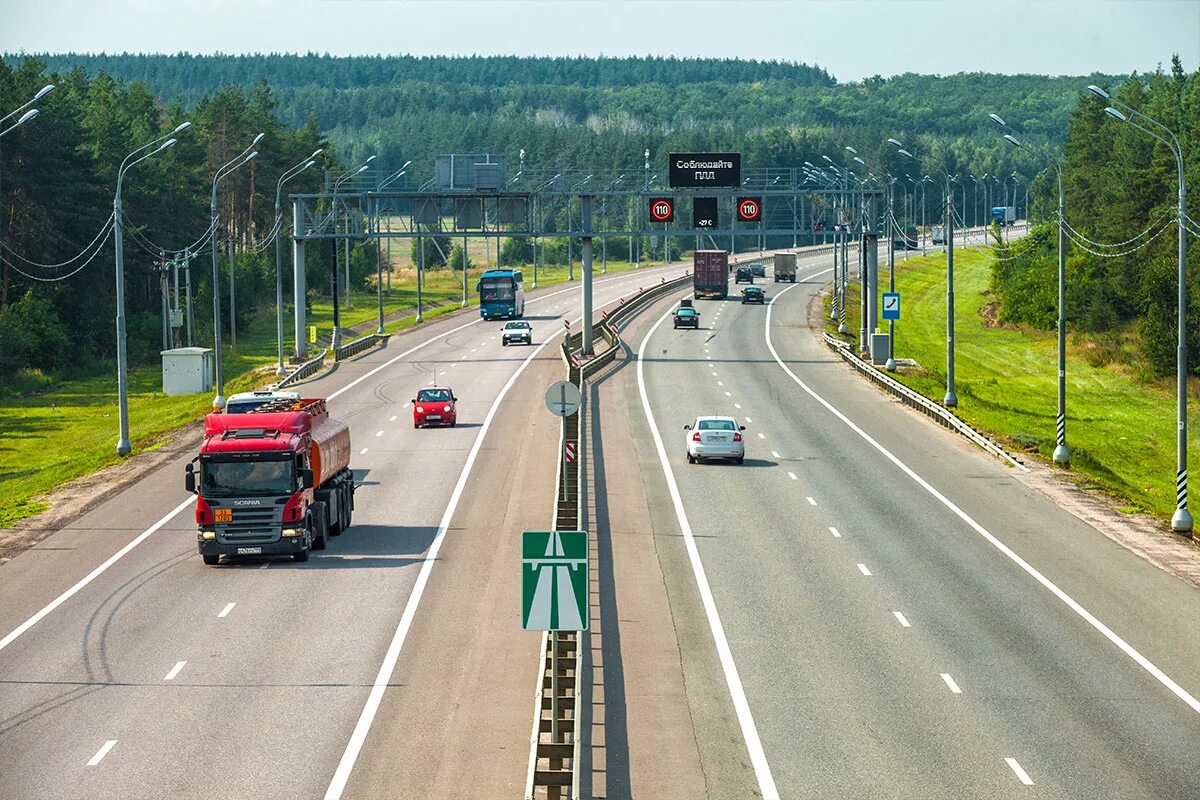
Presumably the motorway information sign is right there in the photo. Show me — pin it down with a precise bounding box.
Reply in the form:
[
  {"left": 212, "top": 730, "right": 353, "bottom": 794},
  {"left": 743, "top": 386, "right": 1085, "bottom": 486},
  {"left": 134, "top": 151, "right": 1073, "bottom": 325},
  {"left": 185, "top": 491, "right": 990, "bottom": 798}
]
[
  {"left": 692, "top": 196, "right": 718, "bottom": 229},
  {"left": 882, "top": 292, "right": 901, "bottom": 321},
  {"left": 669, "top": 152, "right": 741, "bottom": 188},
  {"left": 545, "top": 380, "right": 582, "bottom": 417},
  {"left": 522, "top": 530, "right": 589, "bottom": 630}
]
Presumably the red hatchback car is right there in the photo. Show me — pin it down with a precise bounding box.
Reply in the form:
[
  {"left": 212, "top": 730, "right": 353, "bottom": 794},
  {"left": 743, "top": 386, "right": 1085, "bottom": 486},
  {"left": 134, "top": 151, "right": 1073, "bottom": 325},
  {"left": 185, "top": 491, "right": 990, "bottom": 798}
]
[{"left": 412, "top": 386, "right": 457, "bottom": 428}]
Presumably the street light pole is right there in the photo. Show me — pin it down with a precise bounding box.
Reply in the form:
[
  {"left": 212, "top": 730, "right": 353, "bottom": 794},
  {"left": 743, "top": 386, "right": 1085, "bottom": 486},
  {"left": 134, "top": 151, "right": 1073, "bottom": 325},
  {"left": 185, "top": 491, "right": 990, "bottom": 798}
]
[
  {"left": 1093, "top": 86, "right": 1191, "bottom": 533},
  {"left": 113, "top": 126, "right": 186, "bottom": 455},
  {"left": 211, "top": 136, "right": 261, "bottom": 409}
]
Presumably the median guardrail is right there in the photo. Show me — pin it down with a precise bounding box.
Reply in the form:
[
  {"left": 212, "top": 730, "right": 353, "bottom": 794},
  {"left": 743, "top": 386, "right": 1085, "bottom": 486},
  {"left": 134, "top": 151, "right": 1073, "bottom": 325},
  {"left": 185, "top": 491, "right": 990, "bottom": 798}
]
[
  {"left": 822, "top": 332, "right": 1028, "bottom": 472},
  {"left": 271, "top": 348, "right": 327, "bottom": 390},
  {"left": 334, "top": 331, "right": 389, "bottom": 361}
]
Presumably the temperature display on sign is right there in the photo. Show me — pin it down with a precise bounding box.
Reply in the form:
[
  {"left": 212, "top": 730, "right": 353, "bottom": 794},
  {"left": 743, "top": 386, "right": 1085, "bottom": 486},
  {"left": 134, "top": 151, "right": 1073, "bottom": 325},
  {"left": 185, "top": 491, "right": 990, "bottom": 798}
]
[
  {"left": 649, "top": 197, "right": 674, "bottom": 222},
  {"left": 692, "top": 197, "right": 718, "bottom": 229},
  {"left": 737, "top": 196, "right": 762, "bottom": 222}
]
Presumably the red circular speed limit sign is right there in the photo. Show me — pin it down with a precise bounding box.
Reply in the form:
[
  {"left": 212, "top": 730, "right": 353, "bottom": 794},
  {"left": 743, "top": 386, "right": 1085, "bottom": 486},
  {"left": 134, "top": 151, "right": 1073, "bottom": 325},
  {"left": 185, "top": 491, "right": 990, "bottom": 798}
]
[
  {"left": 649, "top": 197, "right": 674, "bottom": 222},
  {"left": 737, "top": 196, "right": 762, "bottom": 222}
]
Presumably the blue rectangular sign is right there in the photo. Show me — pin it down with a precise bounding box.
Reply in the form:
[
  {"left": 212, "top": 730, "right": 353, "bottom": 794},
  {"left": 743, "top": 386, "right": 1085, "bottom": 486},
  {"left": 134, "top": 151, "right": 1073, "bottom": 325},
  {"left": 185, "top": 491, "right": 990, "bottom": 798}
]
[{"left": 881, "top": 292, "right": 901, "bottom": 321}]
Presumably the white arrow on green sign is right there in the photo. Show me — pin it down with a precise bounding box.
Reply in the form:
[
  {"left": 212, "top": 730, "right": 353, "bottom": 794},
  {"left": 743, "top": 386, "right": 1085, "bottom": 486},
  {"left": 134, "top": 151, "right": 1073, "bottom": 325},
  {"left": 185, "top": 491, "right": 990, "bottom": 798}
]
[{"left": 522, "top": 530, "right": 589, "bottom": 631}]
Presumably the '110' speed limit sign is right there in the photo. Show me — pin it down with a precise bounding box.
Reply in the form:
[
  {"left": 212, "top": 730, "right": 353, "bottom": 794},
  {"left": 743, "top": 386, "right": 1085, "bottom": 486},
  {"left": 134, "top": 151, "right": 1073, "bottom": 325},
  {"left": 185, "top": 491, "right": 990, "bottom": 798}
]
[
  {"left": 737, "top": 196, "right": 762, "bottom": 222},
  {"left": 649, "top": 197, "right": 674, "bottom": 223}
]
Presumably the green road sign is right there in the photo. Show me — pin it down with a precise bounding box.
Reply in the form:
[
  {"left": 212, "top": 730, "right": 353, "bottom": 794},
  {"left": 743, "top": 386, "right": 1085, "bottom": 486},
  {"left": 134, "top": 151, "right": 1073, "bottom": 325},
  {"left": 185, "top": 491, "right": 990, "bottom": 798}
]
[{"left": 522, "top": 530, "right": 589, "bottom": 631}]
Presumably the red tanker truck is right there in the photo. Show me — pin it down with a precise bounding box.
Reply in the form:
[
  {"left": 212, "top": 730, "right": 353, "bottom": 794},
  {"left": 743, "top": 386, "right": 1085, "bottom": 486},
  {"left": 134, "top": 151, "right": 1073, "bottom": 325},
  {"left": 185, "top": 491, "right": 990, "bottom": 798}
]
[{"left": 185, "top": 397, "right": 354, "bottom": 565}]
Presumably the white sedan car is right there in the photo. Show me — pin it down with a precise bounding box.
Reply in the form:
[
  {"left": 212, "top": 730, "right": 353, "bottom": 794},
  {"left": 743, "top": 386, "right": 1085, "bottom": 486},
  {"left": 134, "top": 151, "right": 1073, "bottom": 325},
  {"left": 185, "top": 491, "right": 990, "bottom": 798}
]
[{"left": 684, "top": 416, "right": 746, "bottom": 464}]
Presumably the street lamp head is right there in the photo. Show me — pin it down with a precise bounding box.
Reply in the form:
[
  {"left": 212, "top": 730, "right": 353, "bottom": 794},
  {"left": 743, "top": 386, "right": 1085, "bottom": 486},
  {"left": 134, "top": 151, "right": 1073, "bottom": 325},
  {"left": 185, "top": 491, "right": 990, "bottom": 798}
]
[
  {"left": 1104, "top": 106, "right": 1128, "bottom": 122},
  {"left": 519, "top": 148, "right": 526, "bottom": 160},
  {"left": 245, "top": 150, "right": 258, "bottom": 162},
  {"left": 356, "top": 164, "right": 369, "bottom": 174},
  {"left": 401, "top": 159, "right": 411, "bottom": 169},
  {"left": 363, "top": 155, "right": 377, "bottom": 165},
  {"left": 898, "top": 148, "right": 914, "bottom": 159},
  {"left": 845, "top": 145, "right": 858, "bottom": 155},
  {"left": 853, "top": 156, "right": 865, "bottom": 165},
  {"left": 1088, "top": 84, "right": 1110, "bottom": 100},
  {"left": 822, "top": 155, "right": 834, "bottom": 164},
  {"left": 988, "top": 113, "right": 1006, "bottom": 127},
  {"left": 172, "top": 121, "right": 192, "bottom": 134},
  {"left": 887, "top": 138, "right": 903, "bottom": 147},
  {"left": 16, "top": 108, "right": 38, "bottom": 125},
  {"left": 1003, "top": 133, "right": 1022, "bottom": 148},
  {"left": 251, "top": 132, "right": 265, "bottom": 147},
  {"left": 804, "top": 161, "right": 814, "bottom": 167},
  {"left": 158, "top": 138, "right": 177, "bottom": 151},
  {"left": 304, "top": 160, "right": 316, "bottom": 169},
  {"left": 33, "top": 84, "right": 55, "bottom": 101},
  {"left": 309, "top": 148, "right": 324, "bottom": 159}
]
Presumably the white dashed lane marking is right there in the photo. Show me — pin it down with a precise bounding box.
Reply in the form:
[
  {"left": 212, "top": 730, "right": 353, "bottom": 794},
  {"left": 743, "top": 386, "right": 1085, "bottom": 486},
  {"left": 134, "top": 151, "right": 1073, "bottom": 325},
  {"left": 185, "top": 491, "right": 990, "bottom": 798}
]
[
  {"left": 829, "top": 527, "right": 841, "bottom": 538},
  {"left": 163, "top": 661, "right": 186, "bottom": 681},
  {"left": 806, "top": 497, "right": 817, "bottom": 506},
  {"left": 771, "top": 451, "right": 780, "bottom": 458},
  {"left": 941, "top": 673, "right": 962, "bottom": 694},
  {"left": 217, "top": 603, "right": 236, "bottom": 618},
  {"left": 1005, "top": 758, "right": 1034, "bottom": 786},
  {"left": 360, "top": 448, "right": 368, "bottom": 455},
  {"left": 787, "top": 472, "right": 798, "bottom": 481},
  {"left": 857, "top": 563, "right": 872, "bottom": 576},
  {"left": 892, "top": 612, "right": 911, "bottom": 628},
  {"left": 86, "top": 740, "right": 117, "bottom": 766}
]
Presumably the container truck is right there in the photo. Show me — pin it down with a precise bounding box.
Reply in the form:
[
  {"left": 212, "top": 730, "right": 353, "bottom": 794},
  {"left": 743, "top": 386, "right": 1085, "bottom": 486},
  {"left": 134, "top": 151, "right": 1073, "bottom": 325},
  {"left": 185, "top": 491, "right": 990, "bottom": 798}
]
[
  {"left": 773, "top": 252, "right": 797, "bottom": 283},
  {"left": 991, "top": 206, "right": 1017, "bottom": 226},
  {"left": 693, "top": 250, "right": 729, "bottom": 299},
  {"left": 186, "top": 397, "right": 354, "bottom": 565}
]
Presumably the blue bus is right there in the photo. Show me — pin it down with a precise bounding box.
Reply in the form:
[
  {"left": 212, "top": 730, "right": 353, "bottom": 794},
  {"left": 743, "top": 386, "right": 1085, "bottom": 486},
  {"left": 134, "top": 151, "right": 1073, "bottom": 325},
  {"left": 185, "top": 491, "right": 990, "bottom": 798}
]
[{"left": 477, "top": 269, "right": 525, "bottom": 319}]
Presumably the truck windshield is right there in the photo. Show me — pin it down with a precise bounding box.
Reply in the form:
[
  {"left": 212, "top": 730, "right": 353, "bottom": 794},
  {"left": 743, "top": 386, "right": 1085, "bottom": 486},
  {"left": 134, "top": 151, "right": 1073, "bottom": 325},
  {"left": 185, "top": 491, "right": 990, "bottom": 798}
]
[
  {"left": 201, "top": 459, "right": 294, "bottom": 496},
  {"left": 480, "top": 278, "right": 515, "bottom": 302}
]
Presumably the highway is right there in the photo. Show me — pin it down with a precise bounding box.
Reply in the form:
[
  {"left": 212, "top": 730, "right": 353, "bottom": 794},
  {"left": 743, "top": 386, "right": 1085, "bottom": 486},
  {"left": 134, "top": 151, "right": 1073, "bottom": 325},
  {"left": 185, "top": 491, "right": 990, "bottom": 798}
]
[
  {"left": 611, "top": 244, "right": 1200, "bottom": 798},
  {"left": 0, "top": 262, "right": 687, "bottom": 800}
]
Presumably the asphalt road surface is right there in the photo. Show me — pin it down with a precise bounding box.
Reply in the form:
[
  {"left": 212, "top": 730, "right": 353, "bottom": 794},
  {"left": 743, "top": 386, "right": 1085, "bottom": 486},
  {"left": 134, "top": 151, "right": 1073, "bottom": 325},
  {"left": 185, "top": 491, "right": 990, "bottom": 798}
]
[
  {"left": 0, "top": 261, "right": 692, "bottom": 800},
  {"left": 622, "top": 244, "right": 1200, "bottom": 799}
]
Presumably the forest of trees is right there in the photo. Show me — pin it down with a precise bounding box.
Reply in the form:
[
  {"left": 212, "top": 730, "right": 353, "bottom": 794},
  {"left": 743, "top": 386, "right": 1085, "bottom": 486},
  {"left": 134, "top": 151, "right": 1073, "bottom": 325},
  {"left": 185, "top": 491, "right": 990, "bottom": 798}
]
[
  {"left": 992, "top": 56, "right": 1199, "bottom": 377},
  {"left": 2, "top": 50, "right": 1174, "bottom": 389}
]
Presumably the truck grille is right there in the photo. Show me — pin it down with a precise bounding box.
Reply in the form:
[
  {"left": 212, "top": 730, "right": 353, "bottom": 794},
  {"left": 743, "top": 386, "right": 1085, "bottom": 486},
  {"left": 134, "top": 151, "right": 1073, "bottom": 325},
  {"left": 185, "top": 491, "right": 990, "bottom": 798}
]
[{"left": 215, "top": 506, "right": 282, "bottom": 544}]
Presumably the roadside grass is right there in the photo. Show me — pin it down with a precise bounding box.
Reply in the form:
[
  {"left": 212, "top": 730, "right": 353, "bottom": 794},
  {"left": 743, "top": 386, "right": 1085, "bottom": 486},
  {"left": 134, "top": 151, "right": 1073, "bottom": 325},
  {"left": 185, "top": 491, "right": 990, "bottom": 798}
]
[
  {"left": 825, "top": 247, "right": 1200, "bottom": 521},
  {"left": 0, "top": 256, "right": 669, "bottom": 528}
]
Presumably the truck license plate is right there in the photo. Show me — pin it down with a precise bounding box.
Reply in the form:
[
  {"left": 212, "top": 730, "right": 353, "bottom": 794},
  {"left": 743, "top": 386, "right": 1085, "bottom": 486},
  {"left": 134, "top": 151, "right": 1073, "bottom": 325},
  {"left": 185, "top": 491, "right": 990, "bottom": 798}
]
[{"left": 236, "top": 547, "right": 262, "bottom": 555}]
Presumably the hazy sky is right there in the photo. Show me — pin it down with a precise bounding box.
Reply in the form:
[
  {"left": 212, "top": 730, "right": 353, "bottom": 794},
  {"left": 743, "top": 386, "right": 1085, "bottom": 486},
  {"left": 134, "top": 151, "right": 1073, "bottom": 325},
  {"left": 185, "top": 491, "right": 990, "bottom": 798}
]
[{"left": 2, "top": 0, "right": 1197, "bottom": 82}]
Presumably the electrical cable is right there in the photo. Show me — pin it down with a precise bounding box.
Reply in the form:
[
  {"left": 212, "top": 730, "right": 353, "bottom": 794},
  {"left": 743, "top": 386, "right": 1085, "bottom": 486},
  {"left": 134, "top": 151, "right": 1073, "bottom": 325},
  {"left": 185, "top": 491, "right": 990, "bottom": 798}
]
[{"left": 0, "top": 213, "right": 114, "bottom": 269}]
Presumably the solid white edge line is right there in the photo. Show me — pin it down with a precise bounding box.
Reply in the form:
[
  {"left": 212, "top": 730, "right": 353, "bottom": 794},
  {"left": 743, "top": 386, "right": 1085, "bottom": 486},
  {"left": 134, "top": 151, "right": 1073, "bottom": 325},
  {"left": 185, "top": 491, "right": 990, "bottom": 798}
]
[
  {"left": 0, "top": 495, "right": 195, "bottom": 653},
  {"left": 766, "top": 274, "right": 1200, "bottom": 716},
  {"left": 0, "top": 268, "right": 675, "bottom": 653},
  {"left": 163, "top": 660, "right": 187, "bottom": 681},
  {"left": 941, "top": 673, "right": 962, "bottom": 694},
  {"left": 637, "top": 296, "right": 780, "bottom": 800},
  {"left": 217, "top": 602, "right": 236, "bottom": 618},
  {"left": 324, "top": 282, "right": 663, "bottom": 799},
  {"left": 893, "top": 611, "right": 911, "bottom": 628},
  {"left": 1005, "top": 757, "right": 1034, "bottom": 785},
  {"left": 86, "top": 740, "right": 117, "bottom": 766}
]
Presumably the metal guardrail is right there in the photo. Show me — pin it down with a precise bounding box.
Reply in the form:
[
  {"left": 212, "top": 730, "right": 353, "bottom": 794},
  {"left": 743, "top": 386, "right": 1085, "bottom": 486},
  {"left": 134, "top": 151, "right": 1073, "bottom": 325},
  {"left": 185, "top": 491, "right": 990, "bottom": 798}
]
[
  {"left": 822, "top": 332, "right": 1028, "bottom": 472},
  {"left": 271, "top": 348, "right": 327, "bottom": 390},
  {"left": 334, "top": 332, "right": 390, "bottom": 361}
]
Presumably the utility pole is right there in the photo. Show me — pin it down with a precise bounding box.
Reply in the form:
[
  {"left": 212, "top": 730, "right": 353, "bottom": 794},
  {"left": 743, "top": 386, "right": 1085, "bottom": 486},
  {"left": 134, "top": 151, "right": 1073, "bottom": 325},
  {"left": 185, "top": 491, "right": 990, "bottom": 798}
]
[
  {"left": 582, "top": 195, "right": 594, "bottom": 355},
  {"left": 944, "top": 192, "right": 957, "bottom": 407}
]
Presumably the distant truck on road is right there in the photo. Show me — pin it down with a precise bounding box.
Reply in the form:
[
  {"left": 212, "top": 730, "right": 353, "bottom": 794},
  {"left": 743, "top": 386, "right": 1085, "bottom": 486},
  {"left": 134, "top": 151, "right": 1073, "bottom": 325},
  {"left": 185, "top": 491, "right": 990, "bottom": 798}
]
[
  {"left": 693, "top": 250, "right": 729, "bottom": 299},
  {"left": 931, "top": 225, "right": 947, "bottom": 245},
  {"left": 991, "top": 206, "right": 1017, "bottom": 226},
  {"left": 773, "top": 252, "right": 797, "bottom": 283},
  {"left": 186, "top": 397, "right": 354, "bottom": 565}
]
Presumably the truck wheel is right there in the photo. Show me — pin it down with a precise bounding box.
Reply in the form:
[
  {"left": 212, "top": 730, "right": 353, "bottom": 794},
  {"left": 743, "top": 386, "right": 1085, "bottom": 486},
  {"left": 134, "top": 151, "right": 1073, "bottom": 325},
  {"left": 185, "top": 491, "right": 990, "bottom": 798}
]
[
  {"left": 202, "top": 554, "right": 220, "bottom": 566},
  {"left": 329, "top": 489, "right": 343, "bottom": 535},
  {"left": 311, "top": 503, "right": 329, "bottom": 550}
]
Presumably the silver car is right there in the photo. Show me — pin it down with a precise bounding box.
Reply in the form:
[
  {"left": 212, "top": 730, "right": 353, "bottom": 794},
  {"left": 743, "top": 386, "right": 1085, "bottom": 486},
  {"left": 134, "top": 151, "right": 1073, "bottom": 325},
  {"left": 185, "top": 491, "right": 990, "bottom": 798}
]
[{"left": 684, "top": 416, "right": 746, "bottom": 464}]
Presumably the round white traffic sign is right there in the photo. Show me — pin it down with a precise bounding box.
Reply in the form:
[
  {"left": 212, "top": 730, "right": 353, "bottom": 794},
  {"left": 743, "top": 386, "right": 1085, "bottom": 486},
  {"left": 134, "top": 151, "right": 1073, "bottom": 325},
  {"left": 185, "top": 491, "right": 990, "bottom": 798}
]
[{"left": 545, "top": 380, "right": 582, "bottom": 417}]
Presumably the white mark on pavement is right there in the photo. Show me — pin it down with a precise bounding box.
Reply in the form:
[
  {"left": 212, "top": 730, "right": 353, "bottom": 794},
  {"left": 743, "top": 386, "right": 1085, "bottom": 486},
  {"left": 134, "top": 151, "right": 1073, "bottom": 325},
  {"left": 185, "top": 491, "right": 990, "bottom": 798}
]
[
  {"left": 86, "top": 740, "right": 117, "bottom": 767},
  {"left": 1005, "top": 758, "right": 1034, "bottom": 786},
  {"left": 724, "top": 391, "right": 732, "bottom": 397},
  {"left": 163, "top": 661, "right": 186, "bottom": 681},
  {"left": 806, "top": 496, "right": 817, "bottom": 506},
  {"left": 734, "top": 403, "right": 742, "bottom": 409},
  {"left": 389, "top": 416, "right": 397, "bottom": 422},
  {"left": 765, "top": 276, "right": 1200, "bottom": 718},
  {"left": 857, "top": 563, "right": 872, "bottom": 576},
  {"left": 829, "top": 527, "right": 842, "bottom": 538},
  {"left": 217, "top": 603, "right": 236, "bottom": 618},
  {"left": 745, "top": 417, "right": 752, "bottom": 423},
  {"left": 718, "top": 381, "right": 725, "bottom": 387},
  {"left": 635, "top": 303, "right": 780, "bottom": 800},
  {"left": 771, "top": 451, "right": 780, "bottom": 458},
  {"left": 941, "top": 673, "right": 962, "bottom": 694},
  {"left": 360, "top": 448, "right": 368, "bottom": 455},
  {"left": 403, "top": 402, "right": 411, "bottom": 409},
  {"left": 893, "top": 612, "right": 911, "bottom": 628},
  {"left": 449, "top": 362, "right": 457, "bottom": 368},
  {"left": 375, "top": 431, "right": 383, "bottom": 438},
  {"left": 756, "top": 432, "right": 765, "bottom": 440},
  {"left": 787, "top": 472, "right": 798, "bottom": 481}
]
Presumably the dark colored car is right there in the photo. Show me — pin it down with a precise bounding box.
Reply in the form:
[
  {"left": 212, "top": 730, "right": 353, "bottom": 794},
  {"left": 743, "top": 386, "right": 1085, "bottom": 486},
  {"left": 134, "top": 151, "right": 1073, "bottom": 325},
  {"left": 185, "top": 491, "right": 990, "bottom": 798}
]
[
  {"left": 749, "top": 263, "right": 767, "bottom": 278},
  {"left": 673, "top": 307, "right": 700, "bottom": 329},
  {"left": 741, "top": 286, "right": 766, "bottom": 305},
  {"left": 501, "top": 320, "right": 532, "bottom": 346},
  {"left": 734, "top": 266, "right": 753, "bottom": 284}
]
